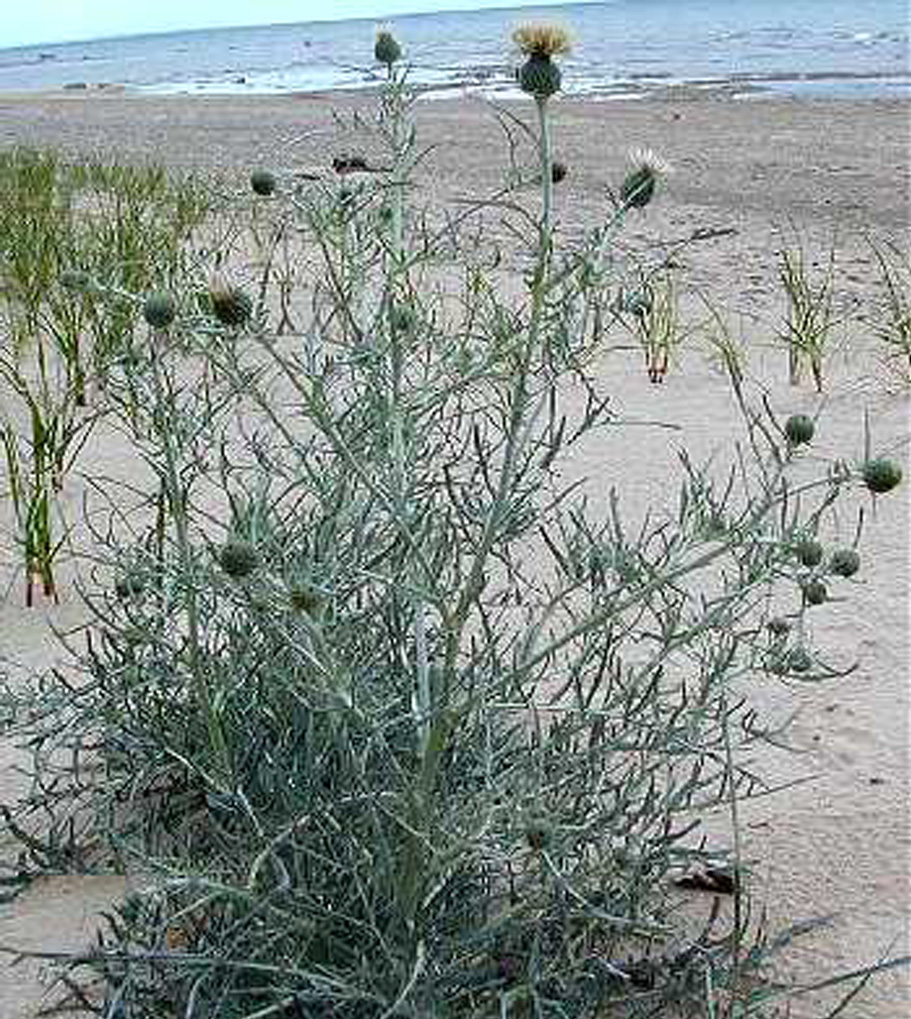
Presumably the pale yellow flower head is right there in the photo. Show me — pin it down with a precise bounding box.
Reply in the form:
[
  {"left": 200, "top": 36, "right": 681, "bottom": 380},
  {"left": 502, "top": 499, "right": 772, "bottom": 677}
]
[{"left": 512, "top": 23, "right": 572, "bottom": 59}]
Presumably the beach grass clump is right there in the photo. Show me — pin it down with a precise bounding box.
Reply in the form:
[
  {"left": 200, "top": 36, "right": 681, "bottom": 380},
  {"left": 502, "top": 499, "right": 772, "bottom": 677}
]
[
  {"left": 617, "top": 269, "right": 687, "bottom": 382},
  {"left": 0, "top": 27, "right": 907, "bottom": 1019},
  {"left": 774, "top": 222, "right": 845, "bottom": 391},
  {"left": 0, "top": 147, "right": 215, "bottom": 604},
  {"left": 868, "top": 237, "right": 911, "bottom": 387}
]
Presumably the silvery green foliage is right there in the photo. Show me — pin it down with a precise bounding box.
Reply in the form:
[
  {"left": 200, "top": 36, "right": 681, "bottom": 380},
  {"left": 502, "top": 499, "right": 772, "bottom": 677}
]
[{"left": 0, "top": 44, "right": 898, "bottom": 1019}]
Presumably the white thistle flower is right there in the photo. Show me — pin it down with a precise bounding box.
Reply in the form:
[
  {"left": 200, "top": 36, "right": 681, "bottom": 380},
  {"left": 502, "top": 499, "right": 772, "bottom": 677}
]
[{"left": 628, "top": 147, "right": 673, "bottom": 177}]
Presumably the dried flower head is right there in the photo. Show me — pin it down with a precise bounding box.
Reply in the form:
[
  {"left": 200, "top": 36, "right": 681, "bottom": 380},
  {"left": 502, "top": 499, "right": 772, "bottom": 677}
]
[
  {"left": 512, "top": 23, "right": 572, "bottom": 58},
  {"left": 208, "top": 272, "right": 253, "bottom": 327},
  {"left": 551, "top": 159, "right": 568, "bottom": 184}
]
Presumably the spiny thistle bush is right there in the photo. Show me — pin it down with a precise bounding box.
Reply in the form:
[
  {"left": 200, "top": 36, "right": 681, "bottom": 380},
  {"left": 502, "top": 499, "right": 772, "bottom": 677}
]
[{"left": 0, "top": 26, "right": 906, "bottom": 1019}]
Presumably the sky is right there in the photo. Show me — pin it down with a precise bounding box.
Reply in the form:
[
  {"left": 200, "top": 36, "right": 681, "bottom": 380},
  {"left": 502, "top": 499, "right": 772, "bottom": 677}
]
[{"left": 4, "top": 1, "right": 586, "bottom": 49}]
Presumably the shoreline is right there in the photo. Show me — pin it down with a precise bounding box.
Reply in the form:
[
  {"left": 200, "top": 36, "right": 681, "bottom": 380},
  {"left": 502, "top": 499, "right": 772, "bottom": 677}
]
[{"left": 1, "top": 71, "right": 909, "bottom": 104}]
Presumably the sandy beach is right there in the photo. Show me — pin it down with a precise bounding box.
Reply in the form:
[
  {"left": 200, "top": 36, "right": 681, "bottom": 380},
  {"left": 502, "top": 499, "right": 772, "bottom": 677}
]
[{"left": 0, "top": 88, "right": 908, "bottom": 1016}]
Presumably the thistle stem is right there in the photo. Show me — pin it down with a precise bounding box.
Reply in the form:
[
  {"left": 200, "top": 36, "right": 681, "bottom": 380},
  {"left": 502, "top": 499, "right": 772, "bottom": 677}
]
[
  {"left": 149, "top": 348, "right": 231, "bottom": 789},
  {"left": 383, "top": 63, "right": 430, "bottom": 755},
  {"left": 536, "top": 95, "right": 553, "bottom": 237}
]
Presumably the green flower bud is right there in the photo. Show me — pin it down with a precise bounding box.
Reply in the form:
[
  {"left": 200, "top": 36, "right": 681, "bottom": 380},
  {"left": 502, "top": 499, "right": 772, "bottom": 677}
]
[
  {"left": 619, "top": 148, "right": 670, "bottom": 211},
  {"left": 793, "top": 538, "right": 824, "bottom": 569},
  {"left": 518, "top": 53, "right": 562, "bottom": 99},
  {"left": 142, "top": 291, "right": 177, "bottom": 330},
  {"left": 218, "top": 540, "right": 260, "bottom": 578},
  {"left": 391, "top": 304, "right": 417, "bottom": 334},
  {"left": 375, "top": 29, "right": 402, "bottom": 67},
  {"left": 862, "top": 458, "right": 902, "bottom": 494},
  {"left": 786, "top": 647, "right": 813, "bottom": 673},
  {"left": 620, "top": 165, "right": 656, "bottom": 210},
  {"left": 801, "top": 579, "right": 828, "bottom": 607},
  {"left": 250, "top": 170, "right": 276, "bottom": 196},
  {"left": 829, "top": 548, "right": 861, "bottom": 578},
  {"left": 784, "top": 413, "right": 814, "bottom": 446},
  {"left": 59, "top": 269, "right": 93, "bottom": 292}
]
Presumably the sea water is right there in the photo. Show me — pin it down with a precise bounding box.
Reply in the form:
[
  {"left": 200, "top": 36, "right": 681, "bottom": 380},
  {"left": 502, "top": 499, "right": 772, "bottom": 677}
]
[{"left": 0, "top": 0, "right": 907, "bottom": 99}]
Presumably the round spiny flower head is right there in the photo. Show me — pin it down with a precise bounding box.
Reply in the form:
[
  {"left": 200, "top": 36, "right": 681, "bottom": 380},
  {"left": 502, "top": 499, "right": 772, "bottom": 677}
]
[
  {"left": 375, "top": 27, "right": 402, "bottom": 67},
  {"left": 218, "top": 539, "right": 260, "bottom": 579},
  {"left": 620, "top": 148, "right": 671, "bottom": 210},
  {"left": 513, "top": 23, "right": 571, "bottom": 99},
  {"left": 793, "top": 537, "right": 824, "bottom": 569},
  {"left": 829, "top": 548, "right": 861, "bottom": 578},
  {"left": 208, "top": 273, "right": 253, "bottom": 328},
  {"left": 142, "top": 291, "right": 177, "bottom": 330},
  {"left": 801, "top": 578, "right": 828, "bottom": 607},
  {"left": 861, "top": 457, "right": 902, "bottom": 495},
  {"left": 250, "top": 169, "right": 276, "bottom": 196},
  {"left": 784, "top": 413, "right": 815, "bottom": 446},
  {"left": 786, "top": 647, "right": 813, "bottom": 674}
]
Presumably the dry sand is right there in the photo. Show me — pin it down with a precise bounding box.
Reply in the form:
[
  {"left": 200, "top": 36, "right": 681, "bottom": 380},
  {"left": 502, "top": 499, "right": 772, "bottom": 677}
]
[{"left": 0, "top": 88, "right": 908, "bottom": 1016}]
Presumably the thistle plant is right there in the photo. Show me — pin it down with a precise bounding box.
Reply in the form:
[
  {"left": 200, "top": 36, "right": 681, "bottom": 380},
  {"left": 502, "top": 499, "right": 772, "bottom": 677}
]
[{"left": 0, "top": 26, "right": 906, "bottom": 1019}]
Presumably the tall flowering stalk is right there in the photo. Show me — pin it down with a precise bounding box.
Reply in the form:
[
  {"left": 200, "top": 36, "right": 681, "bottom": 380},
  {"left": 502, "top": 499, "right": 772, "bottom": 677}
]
[
  {"left": 513, "top": 23, "right": 571, "bottom": 235},
  {"left": 375, "top": 27, "right": 433, "bottom": 765}
]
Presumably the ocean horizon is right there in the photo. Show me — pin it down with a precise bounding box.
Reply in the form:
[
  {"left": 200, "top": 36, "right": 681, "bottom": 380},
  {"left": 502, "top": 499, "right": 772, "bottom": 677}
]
[{"left": 0, "top": 1, "right": 907, "bottom": 100}]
